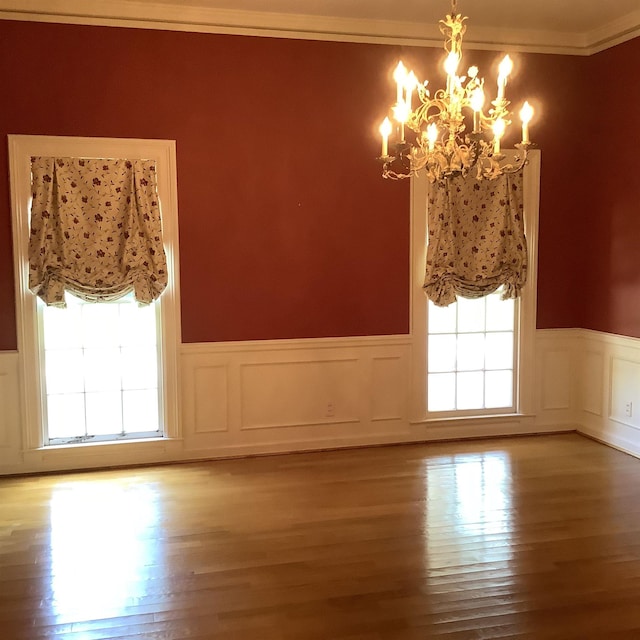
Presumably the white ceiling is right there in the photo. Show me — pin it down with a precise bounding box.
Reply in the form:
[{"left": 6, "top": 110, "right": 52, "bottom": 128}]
[{"left": 2, "top": 0, "right": 639, "bottom": 54}]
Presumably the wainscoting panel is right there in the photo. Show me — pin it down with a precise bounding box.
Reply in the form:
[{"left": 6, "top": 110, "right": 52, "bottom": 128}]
[
  {"left": 534, "top": 330, "right": 578, "bottom": 429},
  {"left": 193, "top": 365, "right": 229, "bottom": 434},
  {"left": 610, "top": 357, "right": 640, "bottom": 429},
  {"left": 180, "top": 336, "right": 412, "bottom": 454},
  {"left": 240, "top": 358, "right": 360, "bottom": 430},
  {"left": 576, "top": 330, "right": 640, "bottom": 458},
  {"left": 0, "top": 352, "right": 22, "bottom": 470},
  {"left": 541, "top": 350, "right": 572, "bottom": 410},
  {"left": 371, "top": 356, "right": 406, "bottom": 422},
  {"left": 582, "top": 350, "right": 604, "bottom": 417}
]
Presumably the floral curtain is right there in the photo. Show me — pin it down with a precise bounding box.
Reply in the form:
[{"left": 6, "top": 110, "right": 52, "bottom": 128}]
[
  {"left": 423, "top": 171, "right": 527, "bottom": 306},
  {"left": 29, "top": 157, "right": 167, "bottom": 306}
]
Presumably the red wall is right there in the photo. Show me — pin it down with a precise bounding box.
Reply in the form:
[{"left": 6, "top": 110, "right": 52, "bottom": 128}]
[
  {"left": 0, "top": 21, "right": 410, "bottom": 349},
  {"left": 576, "top": 37, "right": 640, "bottom": 339},
  {"left": 0, "top": 19, "right": 632, "bottom": 350}
]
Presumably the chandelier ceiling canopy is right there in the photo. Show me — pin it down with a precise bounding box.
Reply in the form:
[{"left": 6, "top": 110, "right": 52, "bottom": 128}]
[{"left": 378, "top": 0, "right": 535, "bottom": 183}]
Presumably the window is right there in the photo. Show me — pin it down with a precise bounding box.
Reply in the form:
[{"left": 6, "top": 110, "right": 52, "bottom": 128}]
[
  {"left": 427, "top": 291, "right": 516, "bottom": 414},
  {"left": 42, "top": 293, "right": 161, "bottom": 444},
  {"left": 410, "top": 151, "right": 540, "bottom": 421},
  {"left": 9, "top": 136, "right": 181, "bottom": 451}
]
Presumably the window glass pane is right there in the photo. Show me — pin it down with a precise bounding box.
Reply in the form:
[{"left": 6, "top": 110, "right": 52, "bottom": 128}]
[
  {"left": 485, "top": 370, "right": 513, "bottom": 408},
  {"left": 85, "top": 391, "right": 123, "bottom": 436},
  {"left": 47, "top": 394, "right": 86, "bottom": 440},
  {"left": 457, "top": 334, "right": 485, "bottom": 371},
  {"left": 427, "top": 287, "right": 517, "bottom": 415},
  {"left": 119, "top": 302, "right": 157, "bottom": 347},
  {"left": 82, "top": 303, "right": 121, "bottom": 348},
  {"left": 121, "top": 347, "right": 158, "bottom": 390},
  {"left": 41, "top": 295, "right": 161, "bottom": 443},
  {"left": 83, "top": 348, "right": 122, "bottom": 392},
  {"left": 428, "top": 335, "right": 457, "bottom": 372},
  {"left": 43, "top": 305, "right": 83, "bottom": 349},
  {"left": 428, "top": 373, "right": 456, "bottom": 412},
  {"left": 457, "top": 297, "right": 485, "bottom": 333},
  {"left": 123, "top": 389, "right": 159, "bottom": 434},
  {"left": 428, "top": 300, "right": 457, "bottom": 334},
  {"left": 486, "top": 294, "right": 514, "bottom": 331},
  {"left": 45, "top": 349, "right": 84, "bottom": 394},
  {"left": 456, "top": 371, "right": 484, "bottom": 410},
  {"left": 485, "top": 332, "right": 514, "bottom": 370}
]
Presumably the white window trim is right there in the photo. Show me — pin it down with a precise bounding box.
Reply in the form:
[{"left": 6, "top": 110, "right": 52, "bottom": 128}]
[
  {"left": 9, "top": 135, "right": 182, "bottom": 450},
  {"left": 409, "top": 150, "right": 541, "bottom": 423}
]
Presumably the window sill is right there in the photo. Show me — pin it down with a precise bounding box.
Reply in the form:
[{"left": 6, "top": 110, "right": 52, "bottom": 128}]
[
  {"left": 21, "top": 436, "right": 184, "bottom": 474},
  {"left": 411, "top": 412, "right": 536, "bottom": 426},
  {"left": 40, "top": 436, "right": 177, "bottom": 451}
]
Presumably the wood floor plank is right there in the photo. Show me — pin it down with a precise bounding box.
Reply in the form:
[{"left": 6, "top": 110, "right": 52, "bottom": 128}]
[{"left": 2, "top": 434, "right": 640, "bottom": 638}]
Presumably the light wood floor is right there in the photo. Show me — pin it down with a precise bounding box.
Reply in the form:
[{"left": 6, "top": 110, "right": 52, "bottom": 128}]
[{"left": 2, "top": 434, "right": 640, "bottom": 639}]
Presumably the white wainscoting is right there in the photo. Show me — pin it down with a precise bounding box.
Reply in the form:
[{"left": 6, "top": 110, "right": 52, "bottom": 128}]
[
  {"left": 575, "top": 329, "right": 640, "bottom": 458},
  {"left": 180, "top": 335, "right": 413, "bottom": 456},
  {"left": 7, "top": 328, "right": 640, "bottom": 475},
  {"left": 0, "top": 351, "right": 22, "bottom": 470},
  {"left": 534, "top": 329, "right": 580, "bottom": 430}
]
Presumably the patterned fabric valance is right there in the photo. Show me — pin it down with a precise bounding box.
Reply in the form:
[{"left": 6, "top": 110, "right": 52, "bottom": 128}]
[
  {"left": 29, "top": 157, "right": 167, "bottom": 306},
  {"left": 423, "top": 171, "right": 528, "bottom": 306}
]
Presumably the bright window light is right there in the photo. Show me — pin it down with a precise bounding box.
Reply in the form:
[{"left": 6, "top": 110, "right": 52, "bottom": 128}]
[
  {"left": 41, "top": 292, "right": 162, "bottom": 444},
  {"left": 427, "top": 289, "right": 516, "bottom": 413}
]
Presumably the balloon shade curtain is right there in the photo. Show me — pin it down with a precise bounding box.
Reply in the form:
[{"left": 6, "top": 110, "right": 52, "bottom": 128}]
[
  {"left": 28, "top": 157, "right": 167, "bottom": 306},
  {"left": 423, "top": 171, "right": 528, "bottom": 306}
]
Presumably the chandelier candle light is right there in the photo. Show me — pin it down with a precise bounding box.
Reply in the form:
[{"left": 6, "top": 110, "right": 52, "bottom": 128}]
[{"left": 378, "top": 0, "right": 535, "bottom": 182}]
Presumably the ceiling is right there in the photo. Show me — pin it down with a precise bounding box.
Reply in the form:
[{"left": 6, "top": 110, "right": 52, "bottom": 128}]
[{"left": 2, "top": 0, "right": 639, "bottom": 54}]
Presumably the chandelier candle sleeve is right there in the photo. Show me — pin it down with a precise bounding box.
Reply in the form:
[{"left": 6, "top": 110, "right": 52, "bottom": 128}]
[
  {"left": 444, "top": 52, "right": 460, "bottom": 96},
  {"left": 376, "top": 0, "right": 536, "bottom": 182},
  {"left": 405, "top": 71, "right": 418, "bottom": 109},
  {"left": 471, "top": 87, "right": 485, "bottom": 133},
  {"left": 520, "top": 102, "right": 534, "bottom": 144},
  {"left": 380, "top": 117, "right": 392, "bottom": 156},
  {"left": 393, "top": 62, "right": 408, "bottom": 105},
  {"left": 493, "top": 118, "right": 506, "bottom": 154},
  {"left": 496, "top": 55, "right": 513, "bottom": 101},
  {"left": 392, "top": 101, "right": 410, "bottom": 142}
]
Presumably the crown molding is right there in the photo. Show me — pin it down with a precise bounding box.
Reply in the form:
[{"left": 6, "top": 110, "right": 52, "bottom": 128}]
[
  {"left": 0, "top": 0, "right": 637, "bottom": 55},
  {"left": 584, "top": 8, "right": 640, "bottom": 55}
]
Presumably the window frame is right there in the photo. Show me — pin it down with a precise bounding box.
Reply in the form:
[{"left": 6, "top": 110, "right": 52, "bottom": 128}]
[
  {"left": 409, "top": 150, "right": 541, "bottom": 423},
  {"left": 9, "top": 135, "right": 182, "bottom": 451},
  {"left": 426, "top": 290, "right": 520, "bottom": 416},
  {"left": 41, "top": 292, "right": 164, "bottom": 445}
]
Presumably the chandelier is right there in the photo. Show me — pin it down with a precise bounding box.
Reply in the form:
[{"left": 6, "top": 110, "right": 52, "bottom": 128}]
[{"left": 378, "top": 0, "right": 535, "bottom": 182}]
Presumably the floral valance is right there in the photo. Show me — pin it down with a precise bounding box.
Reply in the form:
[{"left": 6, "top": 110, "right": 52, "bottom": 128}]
[
  {"left": 29, "top": 157, "right": 167, "bottom": 306},
  {"left": 423, "top": 171, "right": 528, "bottom": 306}
]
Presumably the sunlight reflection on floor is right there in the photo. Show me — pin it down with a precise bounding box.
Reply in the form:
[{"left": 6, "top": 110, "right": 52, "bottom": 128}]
[
  {"left": 49, "top": 478, "right": 162, "bottom": 623},
  {"left": 425, "top": 450, "right": 514, "bottom": 572}
]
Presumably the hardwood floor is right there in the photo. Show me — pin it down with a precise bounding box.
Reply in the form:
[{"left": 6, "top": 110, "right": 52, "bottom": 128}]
[{"left": 2, "top": 434, "right": 640, "bottom": 639}]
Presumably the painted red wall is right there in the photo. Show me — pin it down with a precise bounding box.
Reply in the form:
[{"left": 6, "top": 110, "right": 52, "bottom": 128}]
[
  {"left": 0, "top": 21, "right": 410, "bottom": 349},
  {"left": 0, "top": 19, "right": 630, "bottom": 349},
  {"left": 577, "top": 37, "right": 640, "bottom": 339}
]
